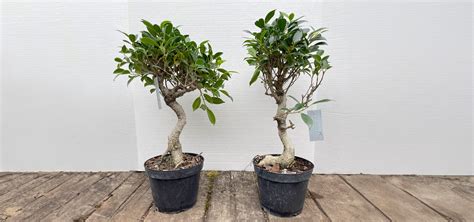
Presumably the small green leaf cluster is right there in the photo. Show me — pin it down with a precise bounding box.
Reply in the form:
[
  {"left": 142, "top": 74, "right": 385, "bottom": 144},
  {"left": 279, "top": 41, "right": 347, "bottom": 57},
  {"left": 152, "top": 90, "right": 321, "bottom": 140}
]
[
  {"left": 114, "top": 20, "right": 234, "bottom": 124},
  {"left": 244, "top": 10, "right": 332, "bottom": 127}
]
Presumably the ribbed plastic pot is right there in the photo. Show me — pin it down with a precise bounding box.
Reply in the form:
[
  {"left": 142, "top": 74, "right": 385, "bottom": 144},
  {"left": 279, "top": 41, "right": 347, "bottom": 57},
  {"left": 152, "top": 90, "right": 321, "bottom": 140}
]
[
  {"left": 144, "top": 153, "right": 204, "bottom": 213},
  {"left": 253, "top": 154, "right": 314, "bottom": 217}
]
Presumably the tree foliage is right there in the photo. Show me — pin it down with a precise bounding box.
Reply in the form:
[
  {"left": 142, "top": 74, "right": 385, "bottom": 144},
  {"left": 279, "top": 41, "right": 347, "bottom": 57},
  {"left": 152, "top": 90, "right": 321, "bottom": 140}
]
[
  {"left": 114, "top": 20, "right": 233, "bottom": 124},
  {"left": 244, "top": 10, "right": 331, "bottom": 127}
]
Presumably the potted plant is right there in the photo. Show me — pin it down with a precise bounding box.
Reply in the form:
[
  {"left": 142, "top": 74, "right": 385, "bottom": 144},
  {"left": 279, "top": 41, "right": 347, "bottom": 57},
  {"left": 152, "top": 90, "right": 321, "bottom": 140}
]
[
  {"left": 244, "top": 10, "right": 332, "bottom": 217},
  {"left": 113, "top": 20, "right": 233, "bottom": 213}
]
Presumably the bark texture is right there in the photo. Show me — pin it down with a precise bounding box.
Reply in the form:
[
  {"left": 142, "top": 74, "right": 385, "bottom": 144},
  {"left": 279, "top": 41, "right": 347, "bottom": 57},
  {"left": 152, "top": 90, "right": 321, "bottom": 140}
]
[
  {"left": 164, "top": 99, "right": 185, "bottom": 166},
  {"left": 257, "top": 95, "right": 295, "bottom": 168}
]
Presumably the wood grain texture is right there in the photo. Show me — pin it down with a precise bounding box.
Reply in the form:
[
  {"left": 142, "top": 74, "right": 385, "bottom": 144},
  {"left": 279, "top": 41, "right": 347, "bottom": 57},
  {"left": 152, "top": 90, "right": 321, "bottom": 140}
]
[
  {"left": 308, "top": 175, "right": 388, "bottom": 222},
  {"left": 86, "top": 172, "right": 146, "bottom": 221},
  {"left": 232, "top": 171, "right": 267, "bottom": 221},
  {"left": 342, "top": 175, "right": 445, "bottom": 221},
  {"left": 385, "top": 175, "right": 474, "bottom": 221},
  {"left": 0, "top": 172, "right": 471, "bottom": 221},
  {"left": 206, "top": 171, "right": 233, "bottom": 221},
  {"left": 43, "top": 172, "right": 131, "bottom": 221},
  {"left": 0, "top": 173, "right": 43, "bottom": 196},
  {"left": 109, "top": 179, "right": 153, "bottom": 222},
  {"left": 6, "top": 173, "right": 103, "bottom": 221},
  {"left": 0, "top": 173, "right": 64, "bottom": 218},
  {"left": 268, "top": 192, "right": 330, "bottom": 222}
]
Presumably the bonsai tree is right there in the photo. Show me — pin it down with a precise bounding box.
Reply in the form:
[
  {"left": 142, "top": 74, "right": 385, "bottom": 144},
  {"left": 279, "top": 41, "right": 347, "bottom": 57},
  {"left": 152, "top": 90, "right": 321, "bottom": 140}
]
[
  {"left": 244, "top": 10, "right": 331, "bottom": 168},
  {"left": 114, "top": 20, "right": 233, "bottom": 168}
]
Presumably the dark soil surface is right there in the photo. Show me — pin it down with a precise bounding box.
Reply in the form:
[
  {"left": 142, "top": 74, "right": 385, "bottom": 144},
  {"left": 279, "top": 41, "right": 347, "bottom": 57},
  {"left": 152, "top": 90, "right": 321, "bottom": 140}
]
[
  {"left": 145, "top": 153, "right": 203, "bottom": 171},
  {"left": 254, "top": 155, "right": 313, "bottom": 174}
]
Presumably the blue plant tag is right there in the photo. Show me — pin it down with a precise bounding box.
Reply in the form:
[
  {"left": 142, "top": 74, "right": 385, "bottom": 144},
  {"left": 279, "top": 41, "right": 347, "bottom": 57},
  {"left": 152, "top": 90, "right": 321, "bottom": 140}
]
[{"left": 307, "top": 110, "right": 323, "bottom": 141}]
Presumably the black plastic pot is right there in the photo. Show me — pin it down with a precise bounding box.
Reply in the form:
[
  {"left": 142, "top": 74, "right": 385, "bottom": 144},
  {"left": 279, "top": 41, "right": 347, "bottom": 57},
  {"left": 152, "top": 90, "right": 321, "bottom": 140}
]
[
  {"left": 144, "top": 153, "right": 204, "bottom": 213},
  {"left": 253, "top": 154, "right": 314, "bottom": 217}
]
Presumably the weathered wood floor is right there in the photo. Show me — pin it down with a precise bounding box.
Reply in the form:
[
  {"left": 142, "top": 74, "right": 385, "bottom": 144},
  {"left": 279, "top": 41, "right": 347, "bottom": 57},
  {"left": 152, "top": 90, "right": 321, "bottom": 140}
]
[{"left": 0, "top": 172, "right": 472, "bottom": 221}]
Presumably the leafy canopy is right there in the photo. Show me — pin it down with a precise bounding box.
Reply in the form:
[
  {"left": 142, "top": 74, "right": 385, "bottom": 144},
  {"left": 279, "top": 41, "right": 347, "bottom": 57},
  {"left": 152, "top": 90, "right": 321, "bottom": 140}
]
[
  {"left": 244, "top": 10, "right": 332, "bottom": 127},
  {"left": 114, "top": 20, "right": 234, "bottom": 124}
]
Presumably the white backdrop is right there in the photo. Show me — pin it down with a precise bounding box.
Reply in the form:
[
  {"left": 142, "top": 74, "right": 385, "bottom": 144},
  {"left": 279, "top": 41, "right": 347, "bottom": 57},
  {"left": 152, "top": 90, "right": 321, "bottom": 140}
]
[{"left": 1, "top": 0, "right": 472, "bottom": 175}]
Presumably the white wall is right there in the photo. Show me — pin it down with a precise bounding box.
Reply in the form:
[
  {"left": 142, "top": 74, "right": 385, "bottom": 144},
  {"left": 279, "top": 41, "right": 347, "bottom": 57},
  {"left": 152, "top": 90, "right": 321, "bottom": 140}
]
[
  {"left": 1, "top": 0, "right": 472, "bottom": 174},
  {"left": 1, "top": 1, "right": 138, "bottom": 171}
]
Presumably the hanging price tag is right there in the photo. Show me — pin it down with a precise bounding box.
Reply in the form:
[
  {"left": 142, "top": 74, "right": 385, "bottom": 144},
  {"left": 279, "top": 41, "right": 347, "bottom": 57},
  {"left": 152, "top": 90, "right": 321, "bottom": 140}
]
[
  {"left": 307, "top": 110, "right": 324, "bottom": 141},
  {"left": 154, "top": 77, "right": 162, "bottom": 109}
]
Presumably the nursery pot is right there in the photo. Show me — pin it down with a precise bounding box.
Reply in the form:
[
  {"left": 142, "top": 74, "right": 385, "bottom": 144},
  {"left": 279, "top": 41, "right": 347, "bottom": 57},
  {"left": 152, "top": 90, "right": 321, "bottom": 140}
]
[
  {"left": 253, "top": 154, "right": 314, "bottom": 217},
  {"left": 144, "top": 153, "right": 204, "bottom": 213}
]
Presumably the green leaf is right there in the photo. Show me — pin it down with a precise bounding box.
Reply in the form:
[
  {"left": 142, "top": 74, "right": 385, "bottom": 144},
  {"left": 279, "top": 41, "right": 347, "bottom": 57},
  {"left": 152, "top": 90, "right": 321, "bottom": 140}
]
[
  {"left": 219, "top": 89, "right": 233, "bottom": 101},
  {"left": 265, "top": 10, "right": 276, "bottom": 23},
  {"left": 292, "top": 30, "right": 303, "bottom": 43},
  {"left": 255, "top": 18, "right": 265, "bottom": 28},
  {"left": 204, "top": 94, "right": 224, "bottom": 104},
  {"left": 203, "top": 94, "right": 213, "bottom": 103},
  {"left": 301, "top": 113, "right": 313, "bottom": 128},
  {"left": 143, "top": 76, "right": 154, "bottom": 86},
  {"left": 127, "top": 76, "right": 136, "bottom": 86},
  {"left": 114, "top": 57, "right": 123, "bottom": 62},
  {"left": 249, "top": 69, "right": 260, "bottom": 86},
  {"left": 141, "top": 37, "right": 157, "bottom": 46},
  {"left": 206, "top": 108, "right": 216, "bottom": 125},
  {"left": 196, "top": 58, "right": 204, "bottom": 66},
  {"left": 288, "top": 95, "right": 299, "bottom": 102},
  {"left": 192, "top": 97, "right": 201, "bottom": 111},
  {"left": 211, "top": 97, "right": 225, "bottom": 104},
  {"left": 310, "top": 99, "right": 331, "bottom": 105},
  {"left": 113, "top": 68, "right": 125, "bottom": 74},
  {"left": 128, "top": 34, "right": 136, "bottom": 42},
  {"left": 289, "top": 13, "right": 295, "bottom": 20},
  {"left": 293, "top": 103, "right": 304, "bottom": 111},
  {"left": 120, "top": 45, "right": 127, "bottom": 53},
  {"left": 277, "top": 18, "right": 287, "bottom": 31},
  {"left": 150, "top": 88, "right": 156, "bottom": 94}
]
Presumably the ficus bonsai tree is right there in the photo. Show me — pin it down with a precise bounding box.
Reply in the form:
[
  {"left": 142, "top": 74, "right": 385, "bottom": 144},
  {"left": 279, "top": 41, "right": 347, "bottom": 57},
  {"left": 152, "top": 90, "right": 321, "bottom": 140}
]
[
  {"left": 114, "top": 20, "right": 233, "bottom": 168},
  {"left": 244, "top": 10, "right": 331, "bottom": 168}
]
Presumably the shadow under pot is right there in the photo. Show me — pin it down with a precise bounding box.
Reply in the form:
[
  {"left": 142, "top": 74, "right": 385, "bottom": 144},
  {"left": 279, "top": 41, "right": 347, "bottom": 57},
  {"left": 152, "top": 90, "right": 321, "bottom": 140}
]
[
  {"left": 253, "top": 154, "right": 314, "bottom": 217},
  {"left": 144, "top": 153, "right": 204, "bottom": 213}
]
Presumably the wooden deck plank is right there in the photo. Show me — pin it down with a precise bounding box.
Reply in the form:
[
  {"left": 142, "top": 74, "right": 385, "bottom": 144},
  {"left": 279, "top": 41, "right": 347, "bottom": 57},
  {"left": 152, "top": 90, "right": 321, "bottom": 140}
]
[
  {"left": 232, "top": 171, "right": 267, "bottom": 221},
  {"left": 267, "top": 192, "right": 330, "bottom": 222},
  {"left": 0, "top": 173, "right": 59, "bottom": 203},
  {"left": 143, "top": 172, "right": 209, "bottom": 222},
  {"left": 426, "top": 176, "right": 474, "bottom": 200},
  {"left": 43, "top": 172, "right": 131, "bottom": 221},
  {"left": 308, "top": 175, "right": 388, "bottom": 222},
  {"left": 0, "top": 172, "right": 471, "bottom": 221},
  {"left": 86, "top": 172, "right": 146, "bottom": 222},
  {"left": 7, "top": 172, "right": 104, "bottom": 221},
  {"left": 0, "top": 173, "right": 64, "bottom": 218},
  {"left": 109, "top": 180, "right": 153, "bottom": 222},
  {"left": 0, "top": 173, "right": 42, "bottom": 196},
  {"left": 1, "top": 173, "right": 84, "bottom": 220},
  {"left": 342, "top": 175, "right": 446, "bottom": 221},
  {"left": 0, "top": 173, "right": 17, "bottom": 183},
  {"left": 385, "top": 175, "right": 474, "bottom": 221},
  {"left": 206, "top": 171, "right": 233, "bottom": 221}
]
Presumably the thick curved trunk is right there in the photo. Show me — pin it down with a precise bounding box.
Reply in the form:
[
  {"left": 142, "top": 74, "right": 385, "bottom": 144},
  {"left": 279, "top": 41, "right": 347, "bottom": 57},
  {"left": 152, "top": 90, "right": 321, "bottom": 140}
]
[
  {"left": 258, "top": 95, "right": 295, "bottom": 168},
  {"left": 164, "top": 100, "right": 185, "bottom": 166}
]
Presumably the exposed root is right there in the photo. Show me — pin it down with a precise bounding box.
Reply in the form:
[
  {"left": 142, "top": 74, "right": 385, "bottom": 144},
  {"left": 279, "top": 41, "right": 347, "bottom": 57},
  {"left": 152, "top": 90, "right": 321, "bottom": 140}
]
[{"left": 257, "top": 155, "right": 281, "bottom": 167}]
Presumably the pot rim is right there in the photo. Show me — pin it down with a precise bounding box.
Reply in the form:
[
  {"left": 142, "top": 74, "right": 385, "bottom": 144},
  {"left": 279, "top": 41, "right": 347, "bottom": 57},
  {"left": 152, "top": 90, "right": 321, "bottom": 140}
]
[
  {"left": 253, "top": 154, "right": 314, "bottom": 183},
  {"left": 144, "top": 152, "right": 204, "bottom": 180}
]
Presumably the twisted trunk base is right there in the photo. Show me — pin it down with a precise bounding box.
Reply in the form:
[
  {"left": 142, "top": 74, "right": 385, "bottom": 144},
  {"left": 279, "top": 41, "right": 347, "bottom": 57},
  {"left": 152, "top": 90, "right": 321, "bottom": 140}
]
[
  {"left": 257, "top": 95, "right": 295, "bottom": 168},
  {"left": 163, "top": 100, "right": 186, "bottom": 167}
]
